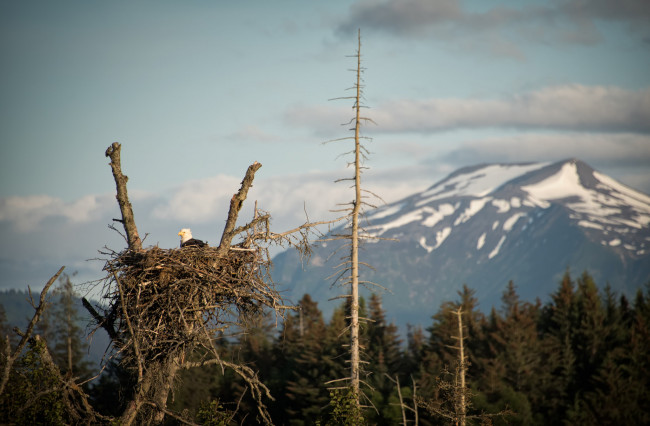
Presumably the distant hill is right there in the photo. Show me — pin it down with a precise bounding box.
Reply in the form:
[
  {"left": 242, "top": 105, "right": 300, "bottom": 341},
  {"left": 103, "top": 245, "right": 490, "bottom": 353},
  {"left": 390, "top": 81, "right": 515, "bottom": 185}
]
[{"left": 272, "top": 159, "right": 650, "bottom": 326}]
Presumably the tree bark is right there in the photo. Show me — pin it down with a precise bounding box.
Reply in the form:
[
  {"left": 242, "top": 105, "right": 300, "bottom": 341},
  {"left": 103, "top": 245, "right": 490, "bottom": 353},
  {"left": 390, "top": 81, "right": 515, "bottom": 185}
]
[
  {"left": 151, "top": 356, "right": 181, "bottom": 423},
  {"left": 217, "top": 161, "right": 262, "bottom": 256},
  {"left": 456, "top": 307, "right": 467, "bottom": 426},
  {"left": 105, "top": 142, "right": 142, "bottom": 251},
  {"left": 349, "top": 28, "right": 362, "bottom": 401}
]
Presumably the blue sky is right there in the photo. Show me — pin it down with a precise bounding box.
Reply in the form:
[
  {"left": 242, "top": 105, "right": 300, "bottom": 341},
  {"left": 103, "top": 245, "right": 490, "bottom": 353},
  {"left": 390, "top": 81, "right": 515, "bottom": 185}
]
[{"left": 1, "top": 0, "right": 649, "bottom": 295}]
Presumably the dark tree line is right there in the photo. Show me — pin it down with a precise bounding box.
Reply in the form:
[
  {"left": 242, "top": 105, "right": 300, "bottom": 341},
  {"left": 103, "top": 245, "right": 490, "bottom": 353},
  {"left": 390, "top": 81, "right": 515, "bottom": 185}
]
[
  {"left": 163, "top": 271, "right": 650, "bottom": 424},
  {"left": 2, "top": 270, "right": 649, "bottom": 424}
]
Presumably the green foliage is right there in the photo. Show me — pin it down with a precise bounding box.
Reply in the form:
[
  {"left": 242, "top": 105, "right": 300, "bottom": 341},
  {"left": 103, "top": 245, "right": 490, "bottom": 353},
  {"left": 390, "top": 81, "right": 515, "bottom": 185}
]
[
  {"left": 49, "top": 274, "right": 93, "bottom": 380},
  {"left": 89, "top": 356, "right": 137, "bottom": 417},
  {"left": 150, "top": 272, "right": 649, "bottom": 424},
  {"left": 323, "top": 388, "right": 366, "bottom": 426},
  {"left": 276, "top": 295, "right": 347, "bottom": 425},
  {"left": 196, "top": 399, "right": 235, "bottom": 426},
  {"left": 0, "top": 338, "right": 66, "bottom": 425}
]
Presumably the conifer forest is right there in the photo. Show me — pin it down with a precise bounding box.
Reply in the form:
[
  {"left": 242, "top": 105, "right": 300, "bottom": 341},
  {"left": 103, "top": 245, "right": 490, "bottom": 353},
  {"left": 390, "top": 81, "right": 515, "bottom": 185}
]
[{"left": 1, "top": 270, "right": 649, "bottom": 425}]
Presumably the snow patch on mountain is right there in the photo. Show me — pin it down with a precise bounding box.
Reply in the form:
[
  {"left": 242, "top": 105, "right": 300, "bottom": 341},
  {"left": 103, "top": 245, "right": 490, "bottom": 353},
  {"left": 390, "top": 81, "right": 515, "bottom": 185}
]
[
  {"left": 419, "top": 227, "right": 452, "bottom": 253},
  {"left": 522, "top": 162, "right": 588, "bottom": 201},
  {"left": 489, "top": 235, "right": 507, "bottom": 259},
  {"left": 477, "top": 232, "right": 486, "bottom": 250},
  {"left": 454, "top": 197, "right": 492, "bottom": 225},
  {"left": 503, "top": 212, "right": 526, "bottom": 232},
  {"left": 522, "top": 162, "right": 650, "bottom": 234},
  {"left": 422, "top": 203, "right": 456, "bottom": 227},
  {"left": 417, "top": 163, "right": 549, "bottom": 206},
  {"left": 362, "top": 159, "right": 649, "bottom": 258},
  {"left": 419, "top": 236, "right": 434, "bottom": 253},
  {"left": 370, "top": 209, "right": 423, "bottom": 235},
  {"left": 369, "top": 203, "right": 457, "bottom": 236},
  {"left": 492, "top": 199, "right": 511, "bottom": 213},
  {"left": 578, "top": 220, "right": 604, "bottom": 230},
  {"left": 594, "top": 171, "right": 650, "bottom": 208}
]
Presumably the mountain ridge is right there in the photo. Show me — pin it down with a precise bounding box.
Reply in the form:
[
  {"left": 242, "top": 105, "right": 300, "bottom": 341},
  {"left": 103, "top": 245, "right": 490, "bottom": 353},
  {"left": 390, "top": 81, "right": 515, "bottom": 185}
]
[{"left": 272, "top": 159, "right": 650, "bottom": 326}]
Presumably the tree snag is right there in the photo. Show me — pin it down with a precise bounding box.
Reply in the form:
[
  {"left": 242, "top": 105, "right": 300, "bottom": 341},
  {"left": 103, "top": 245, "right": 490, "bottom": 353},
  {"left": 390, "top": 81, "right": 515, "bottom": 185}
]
[
  {"left": 217, "top": 161, "right": 262, "bottom": 256},
  {"left": 89, "top": 143, "right": 328, "bottom": 424},
  {"left": 105, "top": 142, "right": 142, "bottom": 251}
]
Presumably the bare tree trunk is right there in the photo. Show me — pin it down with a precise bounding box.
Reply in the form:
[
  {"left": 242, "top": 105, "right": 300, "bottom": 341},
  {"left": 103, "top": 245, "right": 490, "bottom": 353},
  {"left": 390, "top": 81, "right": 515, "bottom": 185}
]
[
  {"left": 105, "top": 142, "right": 142, "bottom": 251},
  {"left": 67, "top": 335, "right": 72, "bottom": 374},
  {"left": 456, "top": 307, "right": 467, "bottom": 426},
  {"left": 217, "top": 161, "right": 262, "bottom": 256},
  {"left": 349, "top": 27, "right": 363, "bottom": 402},
  {"left": 151, "top": 356, "right": 181, "bottom": 423},
  {"left": 413, "top": 376, "right": 419, "bottom": 426},
  {"left": 120, "top": 369, "right": 156, "bottom": 426}
]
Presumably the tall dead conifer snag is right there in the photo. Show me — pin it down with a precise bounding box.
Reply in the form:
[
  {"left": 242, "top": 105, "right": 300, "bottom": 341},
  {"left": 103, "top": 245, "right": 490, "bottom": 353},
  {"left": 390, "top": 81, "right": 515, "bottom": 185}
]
[
  {"left": 419, "top": 305, "right": 512, "bottom": 424},
  {"left": 349, "top": 27, "right": 363, "bottom": 399},
  {"left": 325, "top": 29, "right": 386, "bottom": 408},
  {"left": 455, "top": 307, "right": 467, "bottom": 426}
]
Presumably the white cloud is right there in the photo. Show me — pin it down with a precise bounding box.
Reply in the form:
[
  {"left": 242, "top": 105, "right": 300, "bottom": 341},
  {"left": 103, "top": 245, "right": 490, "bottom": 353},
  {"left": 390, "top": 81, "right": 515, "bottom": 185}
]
[
  {"left": 226, "top": 125, "right": 279, "bottom": 143},
  {"left": 288, "top": 85, "right": 650, "bottom": 134},
  {"left": 441, "top": 132, "right": 650, "bottom": 165},
  {"left": 152, "top": 175, "right": 241, "bottom": 223},
  {"left": 0, "top": 194, "right": 114, "bottom": 231},
  {"left": 1, "top": 156, "right": 647, "bottom": 293},
  {"left": 373, "top": 85, "right": 650, "bottom": 133}
]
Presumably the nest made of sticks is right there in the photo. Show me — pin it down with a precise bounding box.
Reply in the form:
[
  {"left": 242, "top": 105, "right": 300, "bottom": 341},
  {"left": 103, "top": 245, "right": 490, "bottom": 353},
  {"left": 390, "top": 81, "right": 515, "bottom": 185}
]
[{"left": 100, "top": 244, "right": 284, "bottom": 363}]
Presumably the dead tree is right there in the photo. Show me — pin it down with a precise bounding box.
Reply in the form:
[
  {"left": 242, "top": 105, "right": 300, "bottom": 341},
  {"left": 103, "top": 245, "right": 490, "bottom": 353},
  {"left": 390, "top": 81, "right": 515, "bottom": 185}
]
[
  {"left": 455, "top": 307, "right": 468, "bottom": 426},
  {"left": 417, "top": 307, "right": 470, "bottom": 425},
  {"left": 418, "top": 307, "right": 511, "bottom": 425},
  {"left": 0, "top": 267, "right": 108, "bottom": 424},
  {"left": 323, "top": 29, "right": 389, "bottom": 408},
  {"left": 0, "top": 267, "right": 64, "bottom": 395},
  {"left": 386, "top": 374, "right": 419, "bottom": 426},
  {"left": 87, "top": 142, "right": 328, "bottom": 425}
]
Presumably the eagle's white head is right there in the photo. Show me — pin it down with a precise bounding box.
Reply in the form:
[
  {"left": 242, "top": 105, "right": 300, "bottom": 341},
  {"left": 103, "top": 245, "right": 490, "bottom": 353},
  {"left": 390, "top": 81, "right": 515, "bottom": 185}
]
[{"left": 178, "top": 228, "right": 193, "bottom": 245}]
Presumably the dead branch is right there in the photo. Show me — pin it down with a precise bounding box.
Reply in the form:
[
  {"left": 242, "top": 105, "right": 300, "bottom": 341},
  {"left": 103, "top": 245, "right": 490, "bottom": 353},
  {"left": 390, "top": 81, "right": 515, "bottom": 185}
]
[
  {"left": 217, "top": 161, "right": 262, "bottom": 256},
  {"left": 105, "top": 142, "right": 142, "bottom": 251},
  {"left": 0, "top": 266, "right": 64, "bottom": 396},
  {"left": 94, "top": 146, "right": 331, "bottom": 424},
  {"left": 32, "top": 335, "right": 107, "bottom": 423},
  {"left": 0, "top": 268, "right": 107, "bottom": 423},
  {"left": 81, "top": 297, "right": 119, "bottom": 341}
]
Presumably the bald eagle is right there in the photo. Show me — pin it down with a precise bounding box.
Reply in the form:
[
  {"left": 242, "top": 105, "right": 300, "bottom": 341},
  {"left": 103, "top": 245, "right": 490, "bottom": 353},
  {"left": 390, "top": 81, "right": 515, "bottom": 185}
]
[{"left": 178, "top": 228, "right": 207, "bottom": 248}]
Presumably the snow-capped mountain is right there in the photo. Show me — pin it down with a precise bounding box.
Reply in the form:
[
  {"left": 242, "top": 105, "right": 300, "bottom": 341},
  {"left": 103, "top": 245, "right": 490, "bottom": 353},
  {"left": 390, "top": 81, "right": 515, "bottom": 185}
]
[{"left": 272, "top": 159, "right": 650, "bottom": 325}]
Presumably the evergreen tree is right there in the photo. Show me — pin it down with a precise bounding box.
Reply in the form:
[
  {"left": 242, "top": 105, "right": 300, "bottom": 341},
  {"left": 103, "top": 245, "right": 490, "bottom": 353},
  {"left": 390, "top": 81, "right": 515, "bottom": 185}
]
[
  {"left": 403, "top": 324, "right": 425, "bottom": 377},
  {"left": 229, "top": 311, "right": 278, "bottom": 422},
  {"left": 573, "top": 284, "right": 650, "bottom": 424},
  {"left": 0, "top": 338, "right": 66, "bottom": 424},
  {"left": 49, "top": 274, "right": 92, "bottom": 380},
  {"left": 426, "top": 286, "right": 486, "bottom": 375},
  {"left": 364, "top": 293, "right": 404, "bottom": 425},
  {"left": 276, "top": 294, "right": 332, "bottom": 425},
  {"left": 573, "top": 272, "right": 606, "bottom": 382},
  {"left": 539, "top": 270, "right": 578, "bottom": 422},
  {"left": 89, "top": 355, "right": 137, "bottom": 417},
  {"left": 477, "top": 281, "right": 544, "bottom": 425},
  {"left": 0, "top": 304, "right": 14, "bottom": 354}
]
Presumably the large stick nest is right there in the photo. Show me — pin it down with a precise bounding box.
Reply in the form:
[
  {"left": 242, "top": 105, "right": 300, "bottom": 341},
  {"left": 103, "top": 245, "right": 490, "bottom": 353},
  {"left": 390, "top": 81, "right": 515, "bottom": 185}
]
[{"left": 101, "top": 244, "right": 284, "bottom": 363}]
